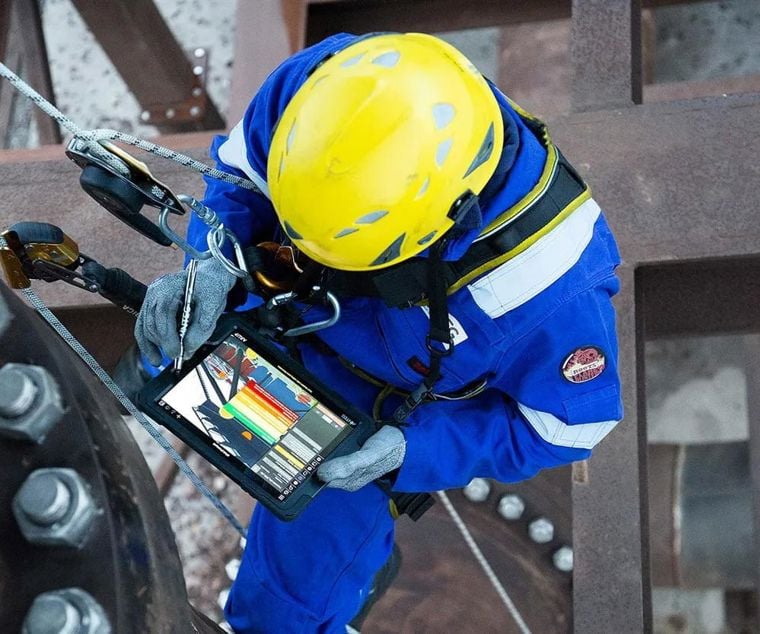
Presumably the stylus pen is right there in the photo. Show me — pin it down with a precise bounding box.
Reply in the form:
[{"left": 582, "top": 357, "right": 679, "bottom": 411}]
[{"left": 175, "top": 258, "right": 198, "bottom": 373}]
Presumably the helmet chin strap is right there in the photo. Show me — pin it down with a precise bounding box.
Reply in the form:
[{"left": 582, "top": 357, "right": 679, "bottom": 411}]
[{"left": 390, "top": 237, "right": 453, "bottom": 425}]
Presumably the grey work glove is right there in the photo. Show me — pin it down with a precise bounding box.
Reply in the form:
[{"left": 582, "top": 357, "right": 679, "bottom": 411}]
[
  {"left": 135, "top": 257, "right": 237, "bottom": 366},
  {"left": 317, "top": 425, "right": 406, "bottom": 492}
]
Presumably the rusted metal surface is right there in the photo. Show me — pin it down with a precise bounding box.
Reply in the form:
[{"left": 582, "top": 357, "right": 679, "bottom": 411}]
[
  {"left": 0, "top": 135, "right": 215, "bottom": 308},
  {"left": 649, "top": 443, "right": 755, "bottom": 590},
  {"left": 0, "top": 0, "right": 12, "bottom": 66},
  {"left": 69, "top": 0, "right": 224, "bottom": 133},
  {"left": 570, "top": 0, "right": 642, "bottom": 111},
  {"left": 0, "top": 282, "right": 199, "bottom": 632},
  {"left": 745, "top": 336, "right": 760, "bottom": 601},
  {"left": 364, "top": 470, "right": 573, "bottom": 633},
  {"left": 303, "top": 0, "right": 704, "bottom": 46},
  {"left": 0, "top": 1, "right": 19, "bottom": 148},
  {"left": 14, "top": 0, "right": 61, "bottom": 145},
  {"left": 227, "top": 0, "right": 303, "bottom": 126},
  {"left": 648, "top": 444, "right": 679, "bottom": 587}
]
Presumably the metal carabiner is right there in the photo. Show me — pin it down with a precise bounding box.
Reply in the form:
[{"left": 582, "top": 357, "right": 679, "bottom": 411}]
[
  {"left": 265, "top": 286, "right": 342, "bottom": 337},
  {"left": 158, "top": 204, "right": 212, "bottom": 260}
]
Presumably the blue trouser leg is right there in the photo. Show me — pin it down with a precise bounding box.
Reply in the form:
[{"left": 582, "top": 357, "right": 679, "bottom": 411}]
[{"left": 225, "top": 483, "right": 395, "bottom": 634}]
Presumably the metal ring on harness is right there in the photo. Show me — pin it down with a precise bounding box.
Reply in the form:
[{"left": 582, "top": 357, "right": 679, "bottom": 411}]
[{"left": 265, "top": 286, "right": 342, "bottom": 337}]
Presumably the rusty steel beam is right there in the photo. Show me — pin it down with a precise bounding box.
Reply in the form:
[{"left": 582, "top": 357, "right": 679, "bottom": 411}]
[
  {"left": 572, "top": 266, "right": 651, "bottom": 633},
  {"left": 0, "top": 0, "right": 11, "bottom": 61},
  {"left": 304, "top": 0, "right": 707, "bottom": 45},
  {"left": 745, "top": 336, "right": 760, "bottom": 598},
  {"left": 14, "top": 0, "right": 61, "bottom": 145},
  {"left": 571, "top": 0, "right": 642, "bottom": 111},
  {"left": 70, "top": 0, "right": 224, "bottom": 133},
  {"left": 0, "top": 1, "right": 19, "bottom": 148},
  {"left": 228, "top": 0, "right": 305, "bottom": 126}
]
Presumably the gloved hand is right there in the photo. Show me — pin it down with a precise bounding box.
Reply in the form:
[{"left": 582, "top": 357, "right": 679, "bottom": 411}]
[
  {"left": 317, "top": 425, "right": 406, "bottom": 492},
  {"left": 135, "top": 257, "right": 237, "bottom": 366}
]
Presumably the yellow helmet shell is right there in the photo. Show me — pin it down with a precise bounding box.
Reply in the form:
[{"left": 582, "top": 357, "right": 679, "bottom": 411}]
[{"left": 267, "top": 33, "right": 504, "bottom": 271}]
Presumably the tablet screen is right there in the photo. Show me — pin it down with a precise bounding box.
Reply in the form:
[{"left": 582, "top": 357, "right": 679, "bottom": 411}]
[{"left": 156, "top": 331, "right": 355, "bottom": 500}]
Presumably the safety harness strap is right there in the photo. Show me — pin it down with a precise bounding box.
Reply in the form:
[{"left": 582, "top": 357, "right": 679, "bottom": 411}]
[{"left": 323, "top": 149, "right": 588, "bottom": 308}]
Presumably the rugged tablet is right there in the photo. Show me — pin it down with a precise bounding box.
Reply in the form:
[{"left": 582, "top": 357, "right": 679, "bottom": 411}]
[{"left": 137, "top": 314, "right": 375, "bottom": 520}]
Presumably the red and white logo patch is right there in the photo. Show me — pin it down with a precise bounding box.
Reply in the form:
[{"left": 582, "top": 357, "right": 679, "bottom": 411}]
[{"left": 561, "top": 346, "right": 606, "bottom": 384}]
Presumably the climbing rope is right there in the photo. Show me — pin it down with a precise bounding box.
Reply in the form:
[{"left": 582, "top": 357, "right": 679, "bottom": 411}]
[
  {"left": 437, "top": 491, "right": 532, "bottom": 634},
  {"left": 1, "top": 59, "right": 533, "bottom": 628},
  {"left": 0, "top": 62, "right": 260, "bottom": 192}
]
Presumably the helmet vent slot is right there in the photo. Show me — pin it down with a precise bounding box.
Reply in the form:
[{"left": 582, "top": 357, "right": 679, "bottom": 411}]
[
  {"left": 284, "top": 221, "right": 303, "bottom": 240},
  {"left": 417, "top": 230, "right": 437, "bottom": 246},
  {"left": 370, "top": 233, "right": 405, "bottom": 266},
  {"left": 341, "top": 53, "right": 365, "bottom": 67},
  {"left": 286, "top": 122, "right": 297, "bottom": 153},
  {"left": 334, "top": 227, "right": 359, "bottom": 238},
  {"left": 463, "top": 122, "right": 495, "bottom": 178},
  {"left": 372, "top": 51, "right": 400, "bottom": 68},
  {"left": 355, "top": 210, "right": 389, "bottom": 224},
  {"left": 432, "top": 103, "right": 455, "bottom": 130},
  {"left": 436, "top": 138, "right": 453, "bottom": 167},
  {"left": 415, "top": 176, "right": 430, "bottom": 199}
]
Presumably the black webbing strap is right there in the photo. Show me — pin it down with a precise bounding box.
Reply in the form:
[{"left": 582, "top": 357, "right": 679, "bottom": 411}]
[
  {"left": 323, "top": 149, "right": 587, "bottom": 308},
  {"left": 390, "top": 239, "right": 452, "bottom": 424}
]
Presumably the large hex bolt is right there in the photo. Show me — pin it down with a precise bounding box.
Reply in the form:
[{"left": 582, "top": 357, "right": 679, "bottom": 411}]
[
  {"left": 13, "top": 469, "right": 98, "bottom": 547},
  {"left": 462, "top": 478, "right": 491, "bottom": 502},
  {"left": 528, "top": 517, "right": 555, "bottom": 544},
  {"left": 497, "top": 494, "right": 525, "bottom": 520},
  {"left": 0, "top": 363, "right": 64, "bottom": 442},
  {"left": 22, "top": 588, "right": 111, "bottom": 634},
  {"left": 553, "top": 546, "right": 574, "bottom": 572}
]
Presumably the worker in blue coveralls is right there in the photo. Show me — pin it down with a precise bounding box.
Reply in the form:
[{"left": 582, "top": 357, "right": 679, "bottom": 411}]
[{"left": 135, "top": 32, "right": 622, "bottom": 633}]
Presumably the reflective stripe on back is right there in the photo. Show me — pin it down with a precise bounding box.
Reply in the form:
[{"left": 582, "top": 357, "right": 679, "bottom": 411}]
[{"left": 467, "top": 198, "right": 601, "bottom": 317}]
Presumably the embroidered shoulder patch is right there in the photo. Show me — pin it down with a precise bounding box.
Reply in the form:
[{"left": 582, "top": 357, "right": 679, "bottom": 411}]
[{"left": 561, "top": 346, "right": 606, "bottom": 383}]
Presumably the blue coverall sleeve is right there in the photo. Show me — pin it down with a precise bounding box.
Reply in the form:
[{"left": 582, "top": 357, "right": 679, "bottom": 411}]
[
  {"left": 393, "top": 274, "right": 623, "bottom": 493},
  {"left": 185, "top": 135, "right": 277, "bottom": 255}
]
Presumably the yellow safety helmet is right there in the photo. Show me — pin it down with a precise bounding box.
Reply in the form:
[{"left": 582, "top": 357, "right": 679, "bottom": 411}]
[{"left": 267, "top": 33, "right": 504, "bottom": 272}]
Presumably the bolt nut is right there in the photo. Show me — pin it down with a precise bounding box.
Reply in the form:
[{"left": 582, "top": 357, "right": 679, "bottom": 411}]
[
  {"left": 194, "top": 47, "right": 205, "bottom": 58},
  {"left": 189, "top": 105, "right": 201, "bottom": 118},
  {"left": 140, "top": 110, "right": 151, "bottom": 122},
  {"left": 528, "top": 517, "right": 555, "bottom": 544},
  {"left": 192, "top": 65, "right": 204, "bottom": 76},
  {"left": 192, "top": 86, "right": 203, "bottom": 97},
  {"left": 22, "top": 588, "right": 111, "bottom": 634},
  {"left": 553, "top": 546, "right": 573, "bottom": 572},
  {"left": 497, "top": 494, "right": 525, "bottom": 520},
  {"left": 13, "top": 469, "right": 98, "bottom": 547},
  {"left": 462, "top": 478, "right": 491, "bottom": 502},
  {"left": 165, "top": 108, "right": 176, "bottom": 119},
  {"left": 0, "top": 364, "right": 64, "bottom": 442}
]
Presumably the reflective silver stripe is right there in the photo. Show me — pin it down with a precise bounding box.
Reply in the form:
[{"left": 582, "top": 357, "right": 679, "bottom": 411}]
[
  {"left": 517, "top": 402, "right": 618, "bottom": 450},
  {"left": 218, "top": 120, "right": 271, "bottom": 198},
  {"left": 467, "top": 198, "right": 601, "bottom": 317}
]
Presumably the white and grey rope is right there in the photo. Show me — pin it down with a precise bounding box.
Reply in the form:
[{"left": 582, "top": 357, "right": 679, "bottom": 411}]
[
  {"left": 0, "top": 62, "right": 260, "bottom": 192},
  {"left": 436, "top": 491, "right": 532, "bottom": 634}
]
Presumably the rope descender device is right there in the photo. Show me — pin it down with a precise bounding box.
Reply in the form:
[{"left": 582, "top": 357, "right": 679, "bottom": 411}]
[{"left": 65, "top": 138, "right": 254, "bottom": 290}]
